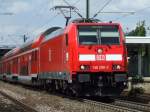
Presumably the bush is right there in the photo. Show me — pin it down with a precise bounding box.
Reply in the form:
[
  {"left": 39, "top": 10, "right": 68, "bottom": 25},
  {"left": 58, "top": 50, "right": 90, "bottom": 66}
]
[
  {"left": 132, "top": 75, "right": 144, "bottom": 84},
  {"left": 129, "top": 87, "right": 145, "bottom": 97}
]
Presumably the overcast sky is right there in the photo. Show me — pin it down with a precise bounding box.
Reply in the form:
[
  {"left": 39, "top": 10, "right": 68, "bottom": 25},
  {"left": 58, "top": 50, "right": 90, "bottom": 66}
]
[{"left": 0, "top": 0, "right": 150, "bottom": 42}]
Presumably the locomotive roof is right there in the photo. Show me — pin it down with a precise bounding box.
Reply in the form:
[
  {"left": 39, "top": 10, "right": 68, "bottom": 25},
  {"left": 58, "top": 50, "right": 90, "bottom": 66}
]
[{"left": 71, "top": 18, "right": 100, "bottom": 23}]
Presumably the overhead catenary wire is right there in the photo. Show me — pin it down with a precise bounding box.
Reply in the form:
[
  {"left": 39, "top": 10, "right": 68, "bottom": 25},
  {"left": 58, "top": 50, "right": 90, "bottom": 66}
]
[
  {"left": 113, "top": 6, "right": 150, "bottom": 21},
  {"left": 134, "top": 6, "right": 150, "bottom": 13},
  {"left": 0, "top": 1, "right": 14, "bottom": 16},
  {"left": 27, "top": 13, "right": 60, "bottom": 37},
  {"left": 24, "top": 1, "right": 51, "bottom": 35},
  {"left": 92, "top": 0, "right": 113, "bottom": 18},
  {"left": 62, "top": 0, "right": 84, "bottom": 18},
  {"left": 2, "top": 1, "right": 51, "bottom": 41},
  {"left": 72, "top": 0, "right": 81, "bottom": 6},
  {"left": 1, "top": 1, "right": 59, "bottom": 43},
  {"left": 99, "top": 12, "right": 135, "bottom": 14},
  {"left": 0, "top": 12, "right": 13, "bottom": 15},
  {"left": 28, "top": 0, "right": 79, "bottom": 37}
]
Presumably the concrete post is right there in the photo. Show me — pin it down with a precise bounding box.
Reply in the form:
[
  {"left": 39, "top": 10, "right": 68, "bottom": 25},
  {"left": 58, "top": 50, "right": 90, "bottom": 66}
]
[
  {"left": 148, "top": 45, "right": 150, "bottom": 76},
  {"left": 138, "top": 47, "right": 142, "bottom": 75}
]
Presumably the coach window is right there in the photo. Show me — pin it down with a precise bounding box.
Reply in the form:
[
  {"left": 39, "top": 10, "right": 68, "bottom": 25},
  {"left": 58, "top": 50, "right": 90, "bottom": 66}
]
[
  {"left": 31, "top": 52, "right": 34, "bottom": 61},
  {"left": 31, "top": 51, "right": 37, "bottom": 61},
  {"left": 32, "top": 52, "right": 35, "bottom": 61},
  {"left": 34, "top": 51, "right": 37, "bottom": 61},
  {"left": 65, "top": 34, "right": 68, "bottom": 46},
  {"left": 0, "top": 64, "right": 1, "bottom": 73}
]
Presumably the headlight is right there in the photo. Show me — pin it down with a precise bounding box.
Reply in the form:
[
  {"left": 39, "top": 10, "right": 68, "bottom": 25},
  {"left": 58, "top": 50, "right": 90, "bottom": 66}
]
[
  {"left": 80, "top": 65, "right": 90, "bottom": 70},
  {"left": 80, "top": 65, "right": 85, "bottom": 70},
  {"left": 116, "top": 65, "right": 121, "bottom": 69}
]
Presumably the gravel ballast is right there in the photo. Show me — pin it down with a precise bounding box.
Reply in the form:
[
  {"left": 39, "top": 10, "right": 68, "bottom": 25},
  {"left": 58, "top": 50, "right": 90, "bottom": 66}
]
[
  {"left": 0, "top": 81, "right": 113, "bottom": 112},
  {"left": 0, "top": 93, "right": 28, "bottom": 112}
]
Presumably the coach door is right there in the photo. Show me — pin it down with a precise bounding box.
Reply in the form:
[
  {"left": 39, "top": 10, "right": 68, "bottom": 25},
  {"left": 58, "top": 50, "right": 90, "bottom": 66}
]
[
  {"left": 28, "top": 55, "right": 32, "bottom": 75},
  {"left": 31, "top": 50, "right": 38, "bottom": 74}
]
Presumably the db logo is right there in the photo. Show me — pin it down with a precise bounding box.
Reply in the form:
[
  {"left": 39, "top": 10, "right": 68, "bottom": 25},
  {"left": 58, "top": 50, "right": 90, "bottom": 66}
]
[{"left": 96, "top": 55, "right": 105, "bottom": 61}]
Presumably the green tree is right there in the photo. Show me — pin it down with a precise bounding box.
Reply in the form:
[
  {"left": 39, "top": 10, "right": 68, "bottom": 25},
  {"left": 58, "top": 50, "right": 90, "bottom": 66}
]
[{"left": 126, "top": 21, "right": 146, "bottom": 36}]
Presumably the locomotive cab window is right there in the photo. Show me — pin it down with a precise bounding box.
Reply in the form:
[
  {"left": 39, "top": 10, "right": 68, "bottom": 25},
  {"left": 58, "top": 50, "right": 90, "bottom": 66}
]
[
  {"left": 78, "top": 25, "right": 120, "bottom": 45},
  {"left": 100, "top": 26, "right": 120, "bottom": 45},
  {"left": 78, "top": 26, "right": 98, "bottom": 45}
]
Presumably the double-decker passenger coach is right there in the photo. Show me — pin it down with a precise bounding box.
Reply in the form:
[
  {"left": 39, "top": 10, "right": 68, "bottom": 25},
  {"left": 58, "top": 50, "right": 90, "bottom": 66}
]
[{"left": 0, "top": 19, "right": 128, "bottom": 96}]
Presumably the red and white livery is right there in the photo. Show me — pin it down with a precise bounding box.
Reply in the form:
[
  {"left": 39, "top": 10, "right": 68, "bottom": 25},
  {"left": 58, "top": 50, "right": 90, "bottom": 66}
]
[{"left": 0, "top": 19, "right": 128, "bottom": 96}]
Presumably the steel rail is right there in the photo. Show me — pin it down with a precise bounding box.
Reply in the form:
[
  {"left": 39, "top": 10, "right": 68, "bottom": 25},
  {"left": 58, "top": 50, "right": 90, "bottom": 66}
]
[
  {"left": 0, "top": 81, "right": 147, "bottom": 112},
  {"left": 81, "top": 99, "right": 142, "bottom": 112},
  {"left": 0, "top": 90, "right": 38, "bottom": 112},
  {"left": 114, "top": 99, "right": 150, "bottom": 112}
]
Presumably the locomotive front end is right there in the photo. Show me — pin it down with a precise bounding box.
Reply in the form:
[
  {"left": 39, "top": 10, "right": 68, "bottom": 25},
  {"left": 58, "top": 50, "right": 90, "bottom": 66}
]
[{"left": 69, "top": 22, "right": 128, "bottom": 96}]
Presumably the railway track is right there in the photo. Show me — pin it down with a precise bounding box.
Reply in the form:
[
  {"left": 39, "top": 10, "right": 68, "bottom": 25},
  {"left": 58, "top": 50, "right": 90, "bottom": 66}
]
[
  {"left": 0, "top": 90, "right": 38, "bottom": 112},
  {"left": 138, "top": 94, "right": 150, "bottom": 101},
  {"left": 80, "top": 99, "right": 142, "bottom": 112},
  {"left": 0, "top": 81, "right": 149, "bottom": 112},
  {"left": 45, "top": 91, "right": 148, "bottom": 112},
  {"left": 114, "top": 99, "right": 150, "bottom": 112},
  {"left": 0, "top": 90, "right": 146, "bottom": 112}
]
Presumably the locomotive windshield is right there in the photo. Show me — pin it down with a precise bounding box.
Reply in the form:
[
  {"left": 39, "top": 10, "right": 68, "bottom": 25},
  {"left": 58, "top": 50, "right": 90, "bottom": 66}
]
[
  {"left": 78, "top": 27, "right": 98, "bottom": 45},
  {"left": 78, "top": 25, "right": 120, "bottom": 45}
]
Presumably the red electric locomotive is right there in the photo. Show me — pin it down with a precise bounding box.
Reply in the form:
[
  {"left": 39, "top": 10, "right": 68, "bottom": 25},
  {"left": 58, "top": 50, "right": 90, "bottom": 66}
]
[{"left": 0, "top": 19, "right": 128, "bottom": 96}]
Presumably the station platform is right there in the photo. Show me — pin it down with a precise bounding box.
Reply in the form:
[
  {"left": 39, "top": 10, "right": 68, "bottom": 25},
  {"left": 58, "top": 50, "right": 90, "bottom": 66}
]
[
  {"left": 126, "top": 36, "right": 150, "bottom": 77},
  {"left": 127, "top": 77, "right": 150, "bottom": 94},
  {"left": 125, "top": 36, "right": 150, "bottom": 94}
]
